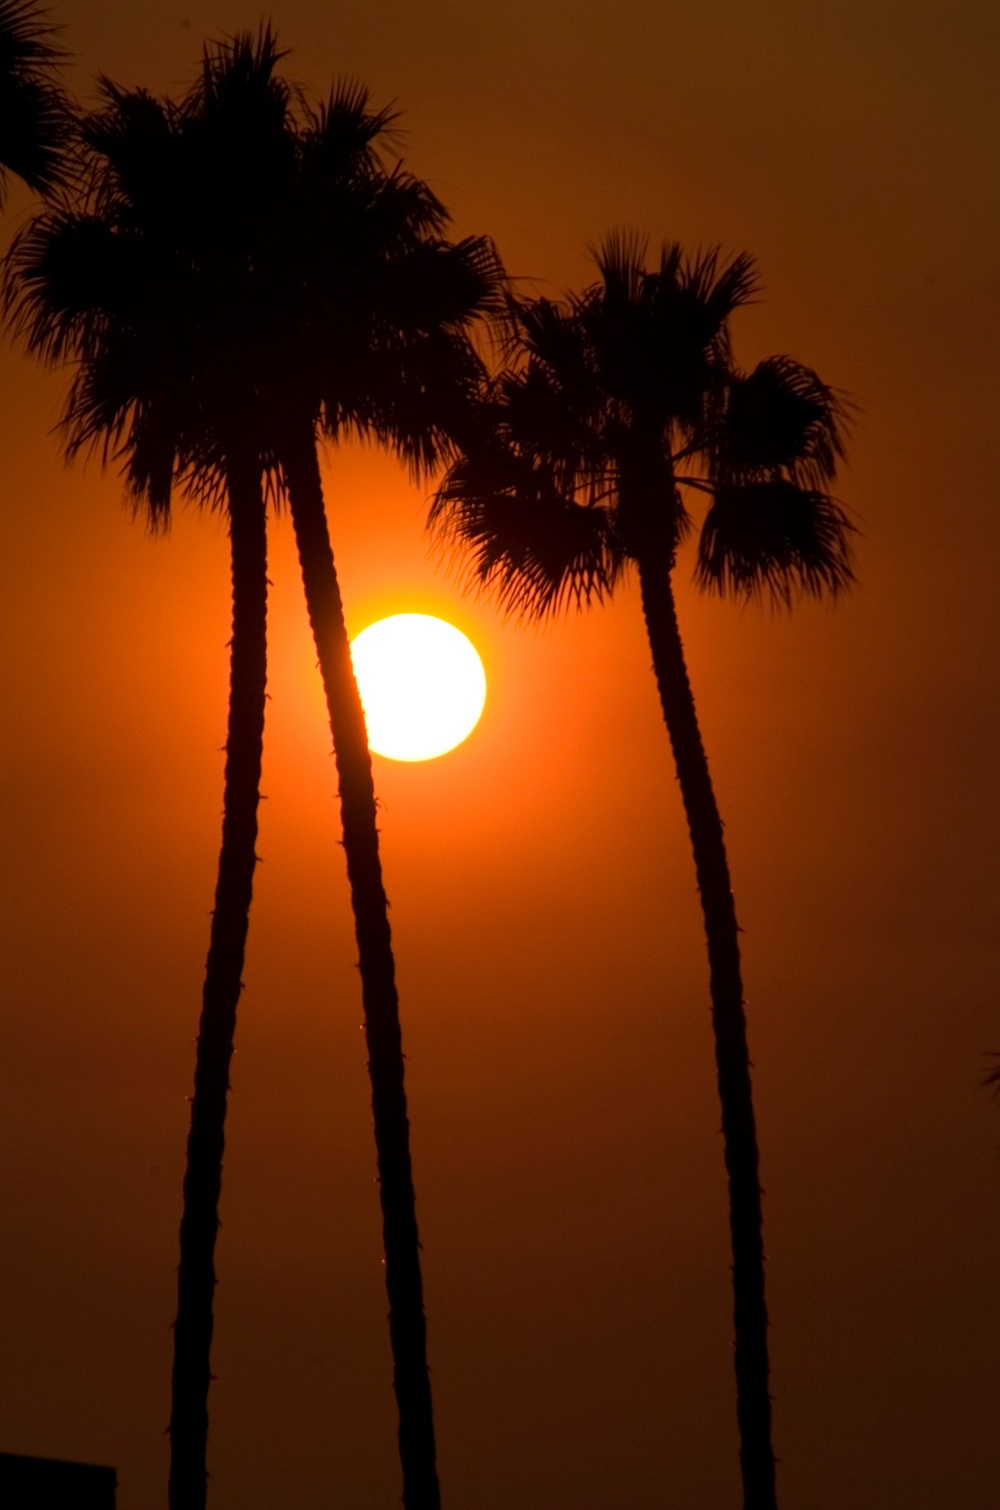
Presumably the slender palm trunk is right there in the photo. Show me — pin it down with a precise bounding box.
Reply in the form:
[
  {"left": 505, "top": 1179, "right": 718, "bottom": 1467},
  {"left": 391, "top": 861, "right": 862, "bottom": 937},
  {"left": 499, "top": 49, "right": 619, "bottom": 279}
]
[
  {"left": 169, "top": 459, "right": 268, "bottom": 1510},
  {"left": 280, "top": 420, "right": 440, "bottom": 1510},
  {"left": 636, "top": 552, "right": 777, "bottom": 1510}
]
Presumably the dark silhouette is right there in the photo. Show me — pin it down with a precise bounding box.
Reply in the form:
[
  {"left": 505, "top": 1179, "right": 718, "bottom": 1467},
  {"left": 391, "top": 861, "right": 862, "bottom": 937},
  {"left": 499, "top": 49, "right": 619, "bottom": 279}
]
[
  {"left": 0, "top": 1450, "right": 117, "bottom": 1507},
  {"left": 3, "top": 67, "right": 272, "bottom": 1510},
  {"left": 0, "top": 0, "right": 72, "bottom": 202},
  {"left": 170, "top": 459, "right": 267, "bottom": 1509},
  {"left": 3, "top": 83, "right": 272, "bottom": 1504},
  {"left": 431, "top": 232, "right": 853, "bottom": 1510},
  {"left": 5, "top": 27, "right": 502, "bottom": 1509}
]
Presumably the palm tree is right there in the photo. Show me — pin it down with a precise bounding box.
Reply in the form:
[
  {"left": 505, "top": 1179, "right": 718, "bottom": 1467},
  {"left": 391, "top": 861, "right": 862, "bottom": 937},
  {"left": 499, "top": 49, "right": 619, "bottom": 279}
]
[
  {"left": 3, "top": 74, "right": 273, "bottom": 1510},
  {"left": 265, "top": 113, "right": 501, "bottom": 1510},
  {"left": 6, "top": 30, "right": 502, "bottom": 1509},
  {"left": 182, "top": 40, "right": 502, "bottom": 1509},
  {"left": 431, "top": 232, "right": 853, "bottom": 1510},
  {"left": 0, "top": 0, "right": 72, "bottom": 202}
]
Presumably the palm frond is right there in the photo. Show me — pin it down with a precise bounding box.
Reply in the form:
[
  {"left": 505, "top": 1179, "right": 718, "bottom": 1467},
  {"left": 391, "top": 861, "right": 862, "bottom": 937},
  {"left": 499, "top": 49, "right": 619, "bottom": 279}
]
[
  {"left": 371, "top": 233, "right": 507, "bottom": 333},
  {"left": 196, "top": 24, "right": 290, "bottom": 124},
  {"left": 682, "top": 245, "right": 759, "bottom": 325},
  {"left": 696, "top": 478, "right": 855, "bottom": 606},
  {"left": 499, "top": 366, "right": 594, "bottom": 467},
  {"left": 665, "top": 245, "right": 758, "bottom": 392},
  {"left": 0, "top": 0, "right": 73, "bottom": 201},
  {"left": 0, "top": 0, "right": 62, "bottom": 70},
  {"left": 81, "top": 83, "right": 180, "bottom": 224},
  {"left": 120, "top": 394, "right": 185, "bottom": 521},
  {"left": 2, "top": 209, "right": 122, "bottom": 358},
  {"left": 513, "top": 297, "right": 606, "bottom": 435},
  {"left": 302, "top": 76, "right": 401, "bottom": 164},
  {"left": 591, "top": 228, "right": 648, "bottom": 306},
  {"left": 718, "top": 355, "right": 851, "bottom": 489},
  {"left": 431, "top": 446, "right": 623, "bottom": 618}
]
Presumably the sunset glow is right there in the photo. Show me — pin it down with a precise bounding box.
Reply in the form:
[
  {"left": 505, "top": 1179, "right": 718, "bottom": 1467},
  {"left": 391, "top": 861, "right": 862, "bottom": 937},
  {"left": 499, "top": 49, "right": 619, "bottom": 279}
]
[
  {"left": 350, "top": 614, "right": 487, "bottom": 761},
  {"left": 1, "top": 5, "right": 993, "bottom": 1508}
]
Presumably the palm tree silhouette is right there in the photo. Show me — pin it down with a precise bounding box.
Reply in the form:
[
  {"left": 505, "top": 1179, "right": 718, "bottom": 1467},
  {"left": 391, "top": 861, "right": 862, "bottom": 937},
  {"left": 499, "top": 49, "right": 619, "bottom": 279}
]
[
  {"left": 0, "top": 0, "right": 72, "bottom": 202},
  {"left": 181, "top": 38, "right": 501, "bottom": 1510},
  {"left": 5, "top": 28, "right": 500, "bottom": 1509},
  {"left": 431, "top": 232, "right": 853, "bottom": 1510},
  {"left": 3, "top": 66, "right": 273, "bottom": 1510}
]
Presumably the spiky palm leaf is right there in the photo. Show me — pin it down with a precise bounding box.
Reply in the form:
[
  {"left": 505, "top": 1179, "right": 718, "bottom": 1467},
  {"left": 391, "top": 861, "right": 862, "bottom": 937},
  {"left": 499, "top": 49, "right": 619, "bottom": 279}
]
[
  {"left": 695, "top": 354, "right": 854, "bottom": 603},
  {"left": 0, "top": 0, "right": 72, "bottom": 203}
]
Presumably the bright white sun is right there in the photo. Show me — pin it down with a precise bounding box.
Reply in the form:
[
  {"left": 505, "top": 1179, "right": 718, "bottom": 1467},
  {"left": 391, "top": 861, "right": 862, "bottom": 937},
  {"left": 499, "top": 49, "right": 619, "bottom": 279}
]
[{"left": 349, "top": 614, "right": 487, "bottom": 762}]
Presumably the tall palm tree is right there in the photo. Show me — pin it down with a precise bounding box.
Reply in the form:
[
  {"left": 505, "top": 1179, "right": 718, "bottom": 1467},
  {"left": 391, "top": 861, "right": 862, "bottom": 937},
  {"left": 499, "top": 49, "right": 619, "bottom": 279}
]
[
  {"left": 431, "top": 232, "right": 853, "bottom": 1510},
  {"left": 0, "top": 0, "right": 72, "bottom": 202},
  {"left": 3, "top": 73, "right": 273, "bottom": 1510},
  {"left": 181, "top": 40, "right": 502, "bottom": 1509},
  {"left": 266, "top": 108, "right": 501, "bottom": 1510},
  {"left": 6, "top": 30, "right": 502, "bottom": 1509}
]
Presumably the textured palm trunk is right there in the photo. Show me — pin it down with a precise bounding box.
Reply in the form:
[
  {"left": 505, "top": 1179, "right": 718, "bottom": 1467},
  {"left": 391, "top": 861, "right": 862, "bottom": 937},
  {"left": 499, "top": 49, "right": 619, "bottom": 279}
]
[
  {"left": 169, "top": 458, "right": 268, "bottom": 1510},
  {"left": 636, "top": 552, "right": 777, "bottom": 1510},
  {"left": 280, "top": 420, "right": 440, "bottom": 1510}
]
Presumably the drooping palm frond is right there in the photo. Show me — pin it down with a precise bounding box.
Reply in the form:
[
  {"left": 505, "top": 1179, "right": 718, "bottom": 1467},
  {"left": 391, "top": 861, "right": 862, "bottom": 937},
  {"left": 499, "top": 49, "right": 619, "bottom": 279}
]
[
  {"left": 696, "top": 477, "right": 855, "bottom": 605},
  {"left": 0, "top": 0, "right": 73, "bottom": 203},
  {"left": 4, "top": 208, "right": 104, "bottom": 356},
  {"left": 693, "top": 347, "right": 855, "bottom": 603},
  {"left": 714, "top": 355, "right": 851, "bottom": 490},
  {"left": 328, "top": 316, "right": 495, "bottom": 479},
  {"left": 4, "top": 193, "right": 192, "bottom": 522},
  {"left": 402, "top": 233, "right": 508, "bottom": 330},
  {"left": 431, "top": 436, "right": 623, "bottom": 618}
]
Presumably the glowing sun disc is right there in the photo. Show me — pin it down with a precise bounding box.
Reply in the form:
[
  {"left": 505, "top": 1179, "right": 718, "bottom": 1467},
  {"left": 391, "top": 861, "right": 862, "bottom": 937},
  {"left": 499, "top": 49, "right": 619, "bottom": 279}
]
[{"left": 350, "top": 614, "right": 487, "bottom": 762}]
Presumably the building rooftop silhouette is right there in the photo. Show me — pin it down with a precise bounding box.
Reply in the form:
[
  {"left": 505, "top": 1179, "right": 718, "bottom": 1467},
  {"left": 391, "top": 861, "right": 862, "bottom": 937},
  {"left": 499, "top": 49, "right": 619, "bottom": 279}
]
[{"left": 0, "top": 1451, "right": 116, "bottom": 1508}]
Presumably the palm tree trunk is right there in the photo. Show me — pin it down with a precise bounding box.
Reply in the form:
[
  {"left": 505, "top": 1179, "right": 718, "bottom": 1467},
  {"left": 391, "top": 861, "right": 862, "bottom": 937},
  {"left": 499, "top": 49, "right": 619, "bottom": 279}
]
[
  {"left": 279, "top": 420, "right": 440, "bottom": 1510},
  {"left": 636, "top": 551, "right": 777, "bottom": 1510},
  {"left": 169, "top": 458, "right": 268, "bottom": 1510}
]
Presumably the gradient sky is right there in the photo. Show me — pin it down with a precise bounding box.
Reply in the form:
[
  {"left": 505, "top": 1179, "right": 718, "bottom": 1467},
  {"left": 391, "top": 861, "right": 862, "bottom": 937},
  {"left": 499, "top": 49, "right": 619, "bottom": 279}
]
[{"left": 1, "top": 3, "right": 998, "bottom": 1507}]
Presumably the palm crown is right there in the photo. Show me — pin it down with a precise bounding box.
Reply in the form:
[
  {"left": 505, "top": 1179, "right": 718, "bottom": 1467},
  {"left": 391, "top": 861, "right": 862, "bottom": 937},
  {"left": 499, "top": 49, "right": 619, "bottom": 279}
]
[
  {"left": 5, "top": 28, "right": 502, "bottom": 520},
  {"left": 432, "top": 232, "right": 852, "bottom": 614}
]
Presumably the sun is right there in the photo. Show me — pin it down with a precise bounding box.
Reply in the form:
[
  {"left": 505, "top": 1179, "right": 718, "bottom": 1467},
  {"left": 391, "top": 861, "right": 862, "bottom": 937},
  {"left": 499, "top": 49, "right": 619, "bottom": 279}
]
[{"left": 349, "top": 614, "right": 487, "bottom": 762}]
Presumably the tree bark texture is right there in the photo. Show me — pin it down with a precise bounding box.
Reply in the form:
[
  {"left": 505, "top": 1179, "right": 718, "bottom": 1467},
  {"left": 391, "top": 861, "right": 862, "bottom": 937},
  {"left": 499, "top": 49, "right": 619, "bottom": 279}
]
[
  {"left": 169, "top": 459, "right": 268, "bottom": 1510},
  {"left": 637, "top": 552, "right": 777, "bottom": 1510},
  {"left": 280, "top": 422, "right": 440, "bottom": 1510}
]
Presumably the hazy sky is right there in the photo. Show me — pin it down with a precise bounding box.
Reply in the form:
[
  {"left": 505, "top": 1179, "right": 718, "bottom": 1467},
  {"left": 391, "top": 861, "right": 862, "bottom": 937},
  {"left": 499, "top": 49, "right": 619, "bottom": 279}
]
[{"left": 1, "top": 3, "right": 998, "bottom": 1508}]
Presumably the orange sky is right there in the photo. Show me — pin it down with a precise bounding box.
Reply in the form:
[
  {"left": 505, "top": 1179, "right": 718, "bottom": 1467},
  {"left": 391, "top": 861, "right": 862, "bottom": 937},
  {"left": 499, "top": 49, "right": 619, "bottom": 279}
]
[{"left": 1, "top": 3, "right": 999, "bottom": 1508}]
